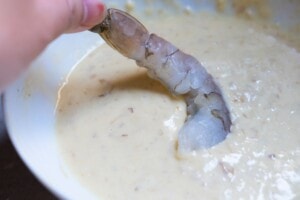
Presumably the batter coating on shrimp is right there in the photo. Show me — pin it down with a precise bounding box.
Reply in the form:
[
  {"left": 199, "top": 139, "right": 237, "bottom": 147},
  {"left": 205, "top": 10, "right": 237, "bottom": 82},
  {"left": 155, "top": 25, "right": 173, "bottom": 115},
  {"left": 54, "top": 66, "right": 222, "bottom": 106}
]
[{"left": 90, "top": 8, "right": 231, "bottom": 152}]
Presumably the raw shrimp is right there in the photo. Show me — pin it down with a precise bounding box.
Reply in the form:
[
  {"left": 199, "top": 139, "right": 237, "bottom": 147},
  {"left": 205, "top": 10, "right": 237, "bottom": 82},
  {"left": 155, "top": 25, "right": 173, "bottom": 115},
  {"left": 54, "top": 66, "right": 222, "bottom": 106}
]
[{"left": 90, "top": 8, "right": 231, "bottom": 152}]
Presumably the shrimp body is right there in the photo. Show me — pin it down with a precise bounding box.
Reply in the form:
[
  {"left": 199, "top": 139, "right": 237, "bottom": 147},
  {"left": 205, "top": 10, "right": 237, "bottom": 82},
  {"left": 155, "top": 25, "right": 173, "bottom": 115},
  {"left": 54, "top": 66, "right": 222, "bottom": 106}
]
[{"left": 90, "top": 9, "right": 231, "bottom": 152}]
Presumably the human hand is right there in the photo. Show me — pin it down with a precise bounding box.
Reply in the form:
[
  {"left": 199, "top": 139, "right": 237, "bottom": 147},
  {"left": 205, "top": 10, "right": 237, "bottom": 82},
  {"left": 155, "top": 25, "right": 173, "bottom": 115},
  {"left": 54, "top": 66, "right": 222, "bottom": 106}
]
[{"left": 0, "top": 0, "right": 106, "bottom": 91}]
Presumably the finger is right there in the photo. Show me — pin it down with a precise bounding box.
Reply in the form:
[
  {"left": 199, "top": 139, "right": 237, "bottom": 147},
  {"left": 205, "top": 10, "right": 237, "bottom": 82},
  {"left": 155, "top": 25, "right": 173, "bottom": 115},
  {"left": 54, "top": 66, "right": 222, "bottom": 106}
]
[
  {"left": 65, "top": 0, "right": 106, "bottom": 32},
  {"left": 0, "top": 0, "right": 106, "bottom": 89}
]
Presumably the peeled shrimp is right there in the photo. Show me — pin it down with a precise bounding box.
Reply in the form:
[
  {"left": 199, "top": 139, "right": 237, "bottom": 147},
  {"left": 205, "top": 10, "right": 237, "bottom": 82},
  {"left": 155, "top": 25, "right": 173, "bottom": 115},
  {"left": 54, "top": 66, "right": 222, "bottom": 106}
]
[{"left": 90, "top": 8, "right": 231, "bottom": 152}]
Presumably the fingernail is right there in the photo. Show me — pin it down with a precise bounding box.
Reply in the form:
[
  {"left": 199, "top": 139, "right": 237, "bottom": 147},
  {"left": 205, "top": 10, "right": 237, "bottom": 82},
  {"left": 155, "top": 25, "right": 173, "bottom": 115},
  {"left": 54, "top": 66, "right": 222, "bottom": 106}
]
[{"left": 82, "top": 0, "right": 106, "bottom": 27}]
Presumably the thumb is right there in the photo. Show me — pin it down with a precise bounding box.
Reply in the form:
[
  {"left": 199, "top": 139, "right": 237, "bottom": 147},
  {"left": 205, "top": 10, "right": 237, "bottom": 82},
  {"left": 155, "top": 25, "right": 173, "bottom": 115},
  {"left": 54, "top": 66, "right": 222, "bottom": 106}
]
[
  {"left": 39, "top": 0, "right": 106, "bottom": 34},
  {"left": 64, "top": 0, "right": 106, "bottom": 32},
  {"left": 0, "top": 0, "right": 106, "bottom": 89}
]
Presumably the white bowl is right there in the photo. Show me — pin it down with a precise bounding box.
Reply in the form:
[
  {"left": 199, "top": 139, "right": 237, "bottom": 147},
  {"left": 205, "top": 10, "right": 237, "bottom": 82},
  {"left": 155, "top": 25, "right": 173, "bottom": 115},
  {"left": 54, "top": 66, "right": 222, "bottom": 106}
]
[
  {"left": 4, "top": 31, "right": 102, "bottom": 199},
  {"left": 3, "top": 0, "right": 300, "bottom": 199}
]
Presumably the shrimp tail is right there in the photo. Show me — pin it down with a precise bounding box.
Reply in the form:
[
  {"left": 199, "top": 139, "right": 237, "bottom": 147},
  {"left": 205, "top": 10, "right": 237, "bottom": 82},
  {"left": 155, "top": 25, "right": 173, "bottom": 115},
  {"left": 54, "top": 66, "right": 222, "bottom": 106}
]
[{"left": 90, "top": 8, "right": 231, "bottom": 152}]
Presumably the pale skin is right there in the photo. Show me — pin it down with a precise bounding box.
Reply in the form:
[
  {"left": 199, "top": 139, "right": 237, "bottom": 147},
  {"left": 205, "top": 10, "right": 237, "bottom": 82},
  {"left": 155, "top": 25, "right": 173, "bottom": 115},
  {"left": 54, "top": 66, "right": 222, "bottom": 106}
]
[{"left": 0, "top": 0, "right": 106, "bottom": 91}]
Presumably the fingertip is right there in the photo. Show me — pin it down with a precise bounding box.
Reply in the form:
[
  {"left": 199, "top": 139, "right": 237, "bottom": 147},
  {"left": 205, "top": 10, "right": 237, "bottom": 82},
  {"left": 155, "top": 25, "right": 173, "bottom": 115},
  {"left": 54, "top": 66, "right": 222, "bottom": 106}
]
[
  {"left": 96, "top": 2, "right": 105, "bottom": 14},
  {"left": 81, "top": 0, "right": 106, "bottom": 28}
]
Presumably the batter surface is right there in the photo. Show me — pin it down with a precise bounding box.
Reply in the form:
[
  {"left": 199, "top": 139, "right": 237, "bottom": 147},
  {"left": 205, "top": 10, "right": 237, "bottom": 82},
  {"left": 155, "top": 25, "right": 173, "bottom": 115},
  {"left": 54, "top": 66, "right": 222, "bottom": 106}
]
[{"left": 56, "top": 13, "right": 300, "bottom": 199}]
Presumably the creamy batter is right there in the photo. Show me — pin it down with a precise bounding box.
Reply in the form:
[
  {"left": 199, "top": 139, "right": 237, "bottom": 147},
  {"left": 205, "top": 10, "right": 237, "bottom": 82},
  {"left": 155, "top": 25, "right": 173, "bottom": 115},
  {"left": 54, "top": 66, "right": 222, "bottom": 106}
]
[{"left": 56, "top": 13, "right": 300, "bottom": 199}]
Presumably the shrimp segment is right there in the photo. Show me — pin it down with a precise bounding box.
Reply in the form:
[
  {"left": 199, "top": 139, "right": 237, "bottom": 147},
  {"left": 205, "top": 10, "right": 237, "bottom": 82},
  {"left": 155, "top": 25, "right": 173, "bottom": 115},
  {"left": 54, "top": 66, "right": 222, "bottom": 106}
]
[{"left": 90, "top": 8, "right": 231, "bottom": 152}]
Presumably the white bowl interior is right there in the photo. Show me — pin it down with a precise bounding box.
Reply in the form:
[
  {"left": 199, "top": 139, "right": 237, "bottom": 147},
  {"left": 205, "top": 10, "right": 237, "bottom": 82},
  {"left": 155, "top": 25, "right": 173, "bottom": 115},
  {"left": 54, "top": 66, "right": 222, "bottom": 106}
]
[
  {"left": 3, "top": 0, "right": 300, "bottom": 199},
  {"left": 4, "top": 31, "right": 103, "bottom": 199}
]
